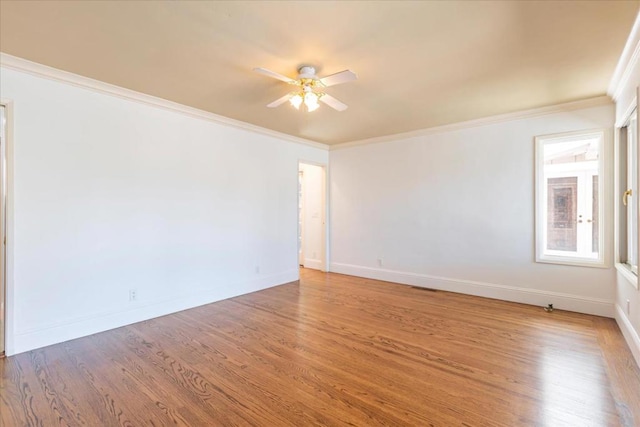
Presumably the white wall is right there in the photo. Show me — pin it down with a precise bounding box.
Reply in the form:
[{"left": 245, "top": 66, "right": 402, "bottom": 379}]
[
  {"left": 330, "top": 104, "right": 615, "bottom": 317},
  {"left": 299, "top": 163, "right": 325, "bottom": 270},
  {"left": 610, "top": 15, "right": 640, "bottom": 367},
  {"left": 0, "top": 66, "right": 328, "bottom": 355}
]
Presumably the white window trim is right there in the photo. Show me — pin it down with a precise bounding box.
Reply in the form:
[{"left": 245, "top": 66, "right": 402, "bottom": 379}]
[
  {"left": 534, "top": 129, "right": 609, "bottom": 268},
  {"left": 614, "top": 101, "right": 639, "bottom": 289},
  {"left": 616, "top": 262, "right": 638, "bottom": 287}
]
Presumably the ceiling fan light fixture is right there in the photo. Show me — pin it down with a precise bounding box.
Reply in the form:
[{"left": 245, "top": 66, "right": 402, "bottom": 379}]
[
  {"left": 290, "top": 94, "right": 303, "bottom": 109},
  {"left": 255, "top": 65, "right": 356, "bottom": 112},
  {"left": 304, "top": 91, "right": 319, "bottom": 112}
]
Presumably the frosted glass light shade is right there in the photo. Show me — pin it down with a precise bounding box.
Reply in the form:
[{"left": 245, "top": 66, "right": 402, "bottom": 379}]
[
  {"left": 304, "top": 92, "right": 319, "bottom": 112},
  {"left": 290, "top": 94, "right": 303, "bottom": 109}
]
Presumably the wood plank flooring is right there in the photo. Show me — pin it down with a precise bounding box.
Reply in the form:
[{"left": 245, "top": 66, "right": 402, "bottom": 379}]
[{"left": 1, "top": 268, "right": 639, "bottom": 426}]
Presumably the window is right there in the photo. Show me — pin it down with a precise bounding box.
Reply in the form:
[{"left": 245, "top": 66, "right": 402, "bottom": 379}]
[
  {"left": 535, "top": 130, "right": 606, "bottom": 267},
  {"left": 618, "top": 110, "right": 638, "bottom": 276}
]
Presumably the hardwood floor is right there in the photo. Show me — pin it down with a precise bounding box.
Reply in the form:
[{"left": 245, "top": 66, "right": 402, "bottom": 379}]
[{"left": 1, "top": 269, "right": 639, "bottom": 426}]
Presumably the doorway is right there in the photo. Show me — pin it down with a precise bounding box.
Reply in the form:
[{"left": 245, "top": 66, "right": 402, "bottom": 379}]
[{"left": 298, "top": 162, "right": 326, "bottom": 271}]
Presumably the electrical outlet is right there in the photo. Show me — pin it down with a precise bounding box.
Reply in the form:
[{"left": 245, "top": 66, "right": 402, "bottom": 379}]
[
  {"left": 627, "top": 299, "right": 631, "bottom": 315},
  {"left": 377, "top": 258, "right": 383, "bottom": 267},
  {"left": 129, "top": 289, "right": 137, "bottom": 302}
]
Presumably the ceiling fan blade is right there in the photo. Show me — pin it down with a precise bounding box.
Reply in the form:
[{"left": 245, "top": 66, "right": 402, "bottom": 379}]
[
  {"left": 319, "top": 70, "right": 357, "bottom": 87},
  {"left": 319, "top": 94, "right": 348, "bottom": 111},
  {"left": 254, "top": 67, "right": 295, "bottom": 83},
  {"left": 267, "top": 94, "right": 292, "bottom": 108}
]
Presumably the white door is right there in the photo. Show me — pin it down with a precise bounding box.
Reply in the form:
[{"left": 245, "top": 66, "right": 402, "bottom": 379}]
[{"left": 298, "top": 163, "right": 326, "bottom": 271}]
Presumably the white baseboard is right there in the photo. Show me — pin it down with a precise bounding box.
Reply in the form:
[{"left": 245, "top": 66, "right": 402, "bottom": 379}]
[
  {"left": 330, "top": 262, "right": 614, "bottom": 317},
  {"left": 303, "top": 258, "right": 323, "bottom": 271},
  {"left": 615, "top": 304, "right": 640, "bottom": 368},
  {"left": 10, "top": 269, "right": 298, "bottom": 355}
]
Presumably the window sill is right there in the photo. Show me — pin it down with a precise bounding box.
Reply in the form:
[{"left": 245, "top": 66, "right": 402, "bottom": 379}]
[
  {"left": 536, "top": 254, "right": 607, "bottom": 269},
  {"left": 615, "top": 263, "right": 639, "bottom": 289}
]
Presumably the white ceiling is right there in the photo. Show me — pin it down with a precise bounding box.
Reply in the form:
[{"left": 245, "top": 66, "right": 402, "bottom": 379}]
[{"left": 0, "top": 1, "right": 638, "bottom": 145}]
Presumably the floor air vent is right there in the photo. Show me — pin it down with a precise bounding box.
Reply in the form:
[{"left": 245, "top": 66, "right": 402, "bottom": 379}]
[{"left": 410, "top": 286, "right": 437, "bottom": 292}]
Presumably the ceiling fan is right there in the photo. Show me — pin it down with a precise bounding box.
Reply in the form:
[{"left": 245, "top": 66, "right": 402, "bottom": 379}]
[{"left": 254, "top": 66, "right": 357, "bottom": 112}]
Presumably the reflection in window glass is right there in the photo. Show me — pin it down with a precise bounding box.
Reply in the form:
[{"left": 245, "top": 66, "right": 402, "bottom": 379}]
[{"left": 547, "top": 177, "right": 577, "bottom": 251}]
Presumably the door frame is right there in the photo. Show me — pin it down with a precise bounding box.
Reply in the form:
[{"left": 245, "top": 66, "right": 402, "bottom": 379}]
[
  {"left": 0, "top": 99, "right": 13, "bottom": 357},
  {"left": 298, "top": 169, "right": 305, "bottom": 265},
  {"left": 298, "top": 160, "right": 328, "bottom": 272}
]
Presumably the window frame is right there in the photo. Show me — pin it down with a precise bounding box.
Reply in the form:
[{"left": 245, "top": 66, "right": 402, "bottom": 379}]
[
  {"left": 615, "top": 105, "right": 639, "bottom": 289},
  {"left": 625, "top": 112, "right": 637, "bottom": 273},
  {"left": 534, "top": 129, "right": 608, "bottom": 268}
]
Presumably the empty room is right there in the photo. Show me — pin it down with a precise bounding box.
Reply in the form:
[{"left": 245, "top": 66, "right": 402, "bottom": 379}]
[{"left": 1, "top": 1, "right": 640, "bottom": 426}]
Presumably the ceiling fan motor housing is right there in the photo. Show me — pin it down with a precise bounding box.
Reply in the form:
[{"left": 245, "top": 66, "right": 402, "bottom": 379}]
[{"left": 298, "top": 66, "right": 317, "bottom": 80}]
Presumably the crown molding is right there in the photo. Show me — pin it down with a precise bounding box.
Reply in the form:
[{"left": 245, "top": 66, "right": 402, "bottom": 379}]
[
  {"left": 0, "top": 53, "right": 329, "bottom": 151},
  {"left": 608, "top": 10, "right": 640, "bottom": 101},
  {"left": 330, "top": 96, "right": 613, "bottom": 151},
  {"left": 0, "top": 53, "right": 616, "bottom": 152}
]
